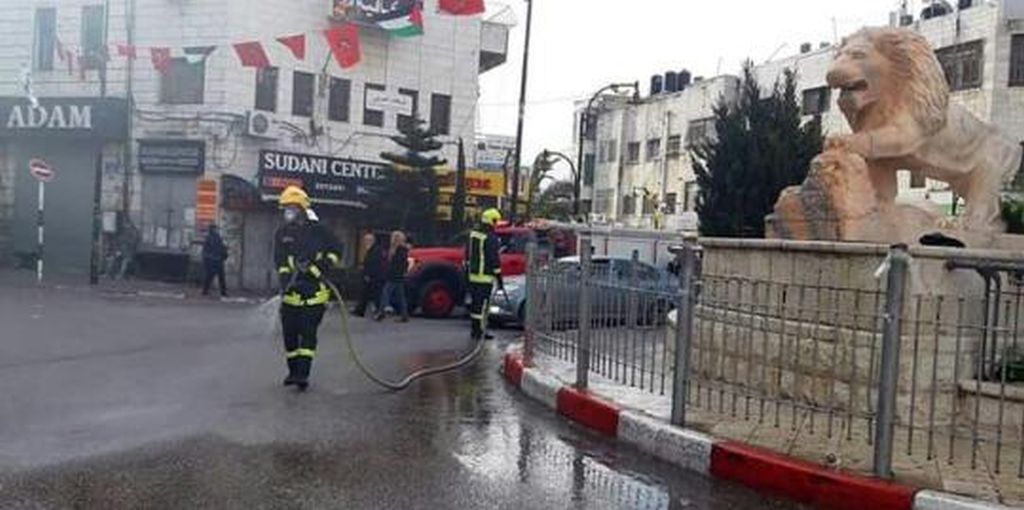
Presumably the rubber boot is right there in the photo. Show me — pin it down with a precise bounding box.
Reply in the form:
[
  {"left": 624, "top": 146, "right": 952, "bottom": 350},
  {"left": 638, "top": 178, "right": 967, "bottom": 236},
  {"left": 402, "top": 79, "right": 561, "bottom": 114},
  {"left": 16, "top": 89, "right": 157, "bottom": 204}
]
[
  {"left": 294, "top": 357, "right": 312, "bottom": 391},
  {"left": 283, "top": 358, "right": 300, "bottom": 386}
]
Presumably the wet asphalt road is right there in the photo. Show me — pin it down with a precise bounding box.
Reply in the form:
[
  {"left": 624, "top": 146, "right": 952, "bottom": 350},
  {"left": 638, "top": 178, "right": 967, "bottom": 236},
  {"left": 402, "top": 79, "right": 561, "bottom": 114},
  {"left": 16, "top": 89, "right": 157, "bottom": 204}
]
[{"left": 0, "top": 282, "right": 801, "bottom": 509}]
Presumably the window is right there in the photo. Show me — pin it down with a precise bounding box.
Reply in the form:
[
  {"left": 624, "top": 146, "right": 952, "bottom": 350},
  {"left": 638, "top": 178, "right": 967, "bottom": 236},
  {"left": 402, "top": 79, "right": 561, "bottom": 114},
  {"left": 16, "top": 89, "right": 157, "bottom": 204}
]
[
  {"left": 626, "top": 142, "right": 641, "bottom": 164},
  {"left": 910, "top": 173, "right": 927, "bottom": 189},
  {"left": 1010, "top": 35, "right": 1024, "bottom": 86},
  {"left": 430, "top": 93, "right": 452, "bottom": 135},
  {"left": 329, "top": 77, "right": 351, "bottom": 122},
  {"left": 160, "top": 58, "right": 205, "bottom": 104},
  {"left": 363, "top": 83, "right": 386, "bottom": 126},
  {"left": 583, "top": 153, "right": 596, "bottom": 186},
  {"left": 397, "top": 88, "right": 419, "bottom": 132},
  {"left": 646, "top": 138, "right": 661, "bottom": 161},
  {"left": 254, "top": 67, "right": 278, "bottom": 112},
  {"left": 80, "top": 5, "right": 106, "bottom": 70},
  {"left": 936, "top": 40, "right": 983, "bottom": 91},
  {"left": 686, "top": 118, "right": 714, "bottom": 147},
  {"left": 802, "top": 87, "right": 831, "bottom": 115},
  {"left": 604, "top": 140, "right": 617, "bottom": 163},
  {"left": 684, "top": 181, "right": 698, "bottom": 212},
  {"left": 622, "top": 194, "right": 636, "bottom": 215},
  {"left": 642, "top": 194, "right": 655, "bottom": 214},
  {"left": 292, "top": 72, "right": 315, "bottom": 117},
  {"left": 33, "top": 8, "right": 56, "bottom": 71},
  {"left": 665, "top": 193, "right": 678, "bottom": 214},
  {"left": 666, "top": 135, "right": 682, "bottom": 158}
]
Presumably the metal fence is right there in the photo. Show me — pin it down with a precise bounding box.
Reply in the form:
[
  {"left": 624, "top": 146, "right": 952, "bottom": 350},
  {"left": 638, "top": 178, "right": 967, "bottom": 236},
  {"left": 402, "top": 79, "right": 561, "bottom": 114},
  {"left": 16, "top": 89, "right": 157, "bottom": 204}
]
[{"left": 523, "top": 232, "right": 1024, "bottom": 480}]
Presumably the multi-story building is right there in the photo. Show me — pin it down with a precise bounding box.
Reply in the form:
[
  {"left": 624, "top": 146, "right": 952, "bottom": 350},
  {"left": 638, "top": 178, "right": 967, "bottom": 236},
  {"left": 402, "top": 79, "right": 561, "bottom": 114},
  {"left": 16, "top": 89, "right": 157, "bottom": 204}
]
[
  {"left": 578, "top": 76, "right": 738, "bottom": 229},
  {"left": 0, "top": 0, "right": 509, "bottom": 288},
  {"left": 581, "top": 0, "right": 1024, "bottom": 228}
]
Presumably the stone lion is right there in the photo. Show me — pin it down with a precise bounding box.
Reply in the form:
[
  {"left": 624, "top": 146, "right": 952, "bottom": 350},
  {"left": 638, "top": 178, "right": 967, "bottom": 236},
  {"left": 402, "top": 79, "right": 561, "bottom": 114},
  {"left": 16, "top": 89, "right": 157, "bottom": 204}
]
[{"left": 825, "top": 27, "right": 1022, "bottom": 233}]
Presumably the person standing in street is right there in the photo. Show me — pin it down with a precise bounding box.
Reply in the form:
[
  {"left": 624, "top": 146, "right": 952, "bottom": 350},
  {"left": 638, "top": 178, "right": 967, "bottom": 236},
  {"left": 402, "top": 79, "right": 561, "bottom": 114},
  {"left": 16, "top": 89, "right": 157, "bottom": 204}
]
[
  {"left": 376, "top": 230, "right": 410, "bottom": 322},
  {"left": 354, "top": 233, "right": 384, "bottom": 317},
  {"left": 466, "top": 208, "right": 504, "bottom": 340},
  {"left": 202, "top": 224, "right": 228, "bottom": 297},
  {"left": 274, "top": 186, "right": 341, "bottom": 391}
]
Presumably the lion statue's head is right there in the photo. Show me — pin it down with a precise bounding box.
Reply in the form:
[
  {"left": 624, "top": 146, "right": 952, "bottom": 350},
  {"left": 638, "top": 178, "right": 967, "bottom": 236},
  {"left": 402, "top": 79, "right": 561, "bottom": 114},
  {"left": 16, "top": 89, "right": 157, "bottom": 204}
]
[{"left": 826, "top": 27, "right": 949, "bottom": 136}]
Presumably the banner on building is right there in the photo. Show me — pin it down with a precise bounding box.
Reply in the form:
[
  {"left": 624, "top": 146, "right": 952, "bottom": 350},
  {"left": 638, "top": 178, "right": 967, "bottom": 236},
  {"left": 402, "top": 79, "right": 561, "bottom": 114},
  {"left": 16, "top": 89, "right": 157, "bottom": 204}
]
[
  {"left": 195, "top": 178, "right": 218, "bottom": 233},
  {"left": 258, "top": 150, "right": 391, "bottom": 207}
]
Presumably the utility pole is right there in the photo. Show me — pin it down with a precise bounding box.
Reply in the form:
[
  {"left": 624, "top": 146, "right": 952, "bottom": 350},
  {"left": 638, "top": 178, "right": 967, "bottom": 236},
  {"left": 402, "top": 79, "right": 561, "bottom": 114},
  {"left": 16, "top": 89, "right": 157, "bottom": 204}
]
[{"left": 510, "top": 0, "right": 533, "bottom": 223}]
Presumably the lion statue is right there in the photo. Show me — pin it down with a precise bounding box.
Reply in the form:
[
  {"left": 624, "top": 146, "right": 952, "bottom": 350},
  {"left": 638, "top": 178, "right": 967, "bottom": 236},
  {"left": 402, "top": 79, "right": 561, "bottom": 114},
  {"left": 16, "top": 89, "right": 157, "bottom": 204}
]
[{"left": 823, "top": 27, "right": 1021, "bottom": 235}]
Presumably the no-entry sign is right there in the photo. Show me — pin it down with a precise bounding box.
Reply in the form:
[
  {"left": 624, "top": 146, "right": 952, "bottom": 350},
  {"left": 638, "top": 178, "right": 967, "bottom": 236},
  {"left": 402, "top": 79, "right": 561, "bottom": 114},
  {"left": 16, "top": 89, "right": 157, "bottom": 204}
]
[{"left": 29, "top": 158, "right": 54, "bottom": 182}]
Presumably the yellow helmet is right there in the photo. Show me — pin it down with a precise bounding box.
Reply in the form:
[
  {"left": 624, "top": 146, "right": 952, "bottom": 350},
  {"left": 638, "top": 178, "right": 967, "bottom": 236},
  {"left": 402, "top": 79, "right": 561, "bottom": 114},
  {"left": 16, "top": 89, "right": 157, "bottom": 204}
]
[
  {"left": 481, "top": 208, "right": 502, "bottom": 226},
  {"left": 278, "top": 185, "right": 310, "bottom": 209}
]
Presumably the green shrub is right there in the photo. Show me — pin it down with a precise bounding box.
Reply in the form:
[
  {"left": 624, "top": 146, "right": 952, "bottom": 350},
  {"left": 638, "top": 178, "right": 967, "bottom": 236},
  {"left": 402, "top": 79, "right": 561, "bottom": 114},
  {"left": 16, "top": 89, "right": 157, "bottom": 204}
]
[{"left": 1001, "top": 194, "right": 1024, "bottom": 234}]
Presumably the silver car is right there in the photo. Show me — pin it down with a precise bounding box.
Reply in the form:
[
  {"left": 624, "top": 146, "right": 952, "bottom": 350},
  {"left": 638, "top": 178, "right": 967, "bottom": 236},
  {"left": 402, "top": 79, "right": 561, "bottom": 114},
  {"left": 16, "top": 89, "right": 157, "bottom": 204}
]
[{"left": 489, "top": 256, "right": 678, "bottom": 328}]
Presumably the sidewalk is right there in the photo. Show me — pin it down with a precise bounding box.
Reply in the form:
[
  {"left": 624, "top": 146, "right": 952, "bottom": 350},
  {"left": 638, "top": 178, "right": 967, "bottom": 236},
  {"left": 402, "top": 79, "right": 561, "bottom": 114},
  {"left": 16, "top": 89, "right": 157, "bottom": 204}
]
[
  {"left": 502, "top": 344, "right": 1021, "bottom": 510},
  {"left": 0, "top": 268, "right": 267, "bottom": 304}
]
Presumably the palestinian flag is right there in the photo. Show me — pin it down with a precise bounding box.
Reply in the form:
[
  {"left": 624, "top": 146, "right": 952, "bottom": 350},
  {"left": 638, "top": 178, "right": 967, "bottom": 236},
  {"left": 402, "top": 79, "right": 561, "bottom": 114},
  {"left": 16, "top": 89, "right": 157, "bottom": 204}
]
[{"left": 376, "top": 6, "right": 423, "bottom": 38}]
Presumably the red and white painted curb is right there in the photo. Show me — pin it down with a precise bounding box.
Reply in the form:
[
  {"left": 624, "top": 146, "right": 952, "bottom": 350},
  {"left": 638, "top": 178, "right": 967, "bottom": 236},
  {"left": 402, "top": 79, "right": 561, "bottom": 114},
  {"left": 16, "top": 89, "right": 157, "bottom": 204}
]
[{"left": 501, "top": 347, "right": 1015, "bottom": 510}]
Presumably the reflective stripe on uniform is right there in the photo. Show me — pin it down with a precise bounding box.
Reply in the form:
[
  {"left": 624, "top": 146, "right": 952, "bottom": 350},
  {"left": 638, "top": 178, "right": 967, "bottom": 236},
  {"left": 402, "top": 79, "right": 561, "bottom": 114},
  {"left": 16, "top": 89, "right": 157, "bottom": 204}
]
[
  {"left": 288, "top": 255, "right": 296, "bottom": 270},
  {"left": 470, "top": 313, "right": 485, "bottom": 320},
  {"left": 326, "top": 252, "right": 341, "bottom": 266},
  {"left": 281, "top": 284, "right": 330, "bottom": 307},
  {"left": 468, "top": 231, "right": 494, "bottom": 283},
  {"left": 286, "top": 350, "right": 301, "bottom": 359},
  {"left": 296, "top": 348, "right": 315, "bottom": 358},
  {"left": 278, "top": 266, "right": 292, "bottom": 274},
  {"left": 308, "top": 264, "right": 322, "bottom": 278}
]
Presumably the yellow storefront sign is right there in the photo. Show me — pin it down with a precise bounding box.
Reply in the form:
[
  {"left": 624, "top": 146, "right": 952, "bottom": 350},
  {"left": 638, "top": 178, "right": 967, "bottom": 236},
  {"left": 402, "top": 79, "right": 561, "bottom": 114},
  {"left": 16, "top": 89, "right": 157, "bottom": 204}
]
[{"left": 436, "top": 169, "right": 505, "bottom": 198}]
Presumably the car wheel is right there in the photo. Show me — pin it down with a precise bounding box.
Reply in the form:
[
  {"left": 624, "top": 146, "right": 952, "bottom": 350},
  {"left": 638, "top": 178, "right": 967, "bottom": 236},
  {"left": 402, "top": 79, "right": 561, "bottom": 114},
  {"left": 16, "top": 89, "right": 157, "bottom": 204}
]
[{"left": 419, "top": 279, "right": 456, "bottom": 318}]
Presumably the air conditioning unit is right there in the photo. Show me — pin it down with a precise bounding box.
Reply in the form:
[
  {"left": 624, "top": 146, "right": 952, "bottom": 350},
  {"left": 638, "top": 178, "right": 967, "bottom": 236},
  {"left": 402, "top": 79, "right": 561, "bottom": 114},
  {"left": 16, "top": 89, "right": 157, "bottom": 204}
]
[{"left": 245, "top": 111, "right": 279, "bottom": 140}]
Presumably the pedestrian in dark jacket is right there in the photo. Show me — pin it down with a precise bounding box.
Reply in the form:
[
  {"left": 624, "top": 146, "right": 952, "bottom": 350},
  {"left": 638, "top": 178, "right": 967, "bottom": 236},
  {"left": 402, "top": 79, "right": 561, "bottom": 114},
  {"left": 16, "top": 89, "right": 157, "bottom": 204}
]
[
  {"left": 202, "top": 224, "right": 228, "bottom": 296},
  {"left": 355, "top": 233, "right": 385, "bottom": 317},
  {"left": 376, "top": 230, "right": 410, "bottom": 322}
]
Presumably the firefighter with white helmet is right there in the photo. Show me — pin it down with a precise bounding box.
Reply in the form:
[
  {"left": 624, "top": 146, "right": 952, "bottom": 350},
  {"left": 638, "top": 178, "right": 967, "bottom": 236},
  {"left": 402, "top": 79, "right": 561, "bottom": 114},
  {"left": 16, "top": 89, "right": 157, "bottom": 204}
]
[{"left": 275, "top": 186, "right": 341, "bottom": 391}]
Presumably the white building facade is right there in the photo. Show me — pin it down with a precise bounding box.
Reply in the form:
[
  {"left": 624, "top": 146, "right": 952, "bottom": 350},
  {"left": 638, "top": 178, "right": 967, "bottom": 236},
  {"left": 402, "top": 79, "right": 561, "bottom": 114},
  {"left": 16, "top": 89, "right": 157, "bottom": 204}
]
[
  {"left": 0, "top": 0, "right": 508, "bottom": 288},
  {"left": 581, "top": 0, "right": 1024, "bottom": 228}
]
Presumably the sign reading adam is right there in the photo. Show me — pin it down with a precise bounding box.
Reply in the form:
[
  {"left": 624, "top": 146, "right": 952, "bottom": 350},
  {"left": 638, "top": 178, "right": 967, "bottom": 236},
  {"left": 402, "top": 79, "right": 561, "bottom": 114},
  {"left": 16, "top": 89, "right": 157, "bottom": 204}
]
[
  {"left": 0, "top": 97, "right": 128, "bottom": 139},
  {"left": 258, "top": 150, "right": 391, "bottom": 206}
]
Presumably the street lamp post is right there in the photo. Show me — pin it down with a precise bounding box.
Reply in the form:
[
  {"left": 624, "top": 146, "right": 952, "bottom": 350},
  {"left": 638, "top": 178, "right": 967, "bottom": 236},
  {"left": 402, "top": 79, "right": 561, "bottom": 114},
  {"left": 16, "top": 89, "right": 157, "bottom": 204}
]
[
  {"left": 574, "top": 82, "right": 639, "bottom": 219},
  {"left": 540, "top": 149, "right": 578, "bottom": 215}
]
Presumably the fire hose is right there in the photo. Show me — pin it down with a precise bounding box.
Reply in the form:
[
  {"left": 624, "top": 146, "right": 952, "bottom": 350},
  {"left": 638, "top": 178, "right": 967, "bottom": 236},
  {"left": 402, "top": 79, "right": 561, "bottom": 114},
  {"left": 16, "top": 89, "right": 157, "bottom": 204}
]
[{"left": 267, "top": 272, "right": 506, "bottom": 392}]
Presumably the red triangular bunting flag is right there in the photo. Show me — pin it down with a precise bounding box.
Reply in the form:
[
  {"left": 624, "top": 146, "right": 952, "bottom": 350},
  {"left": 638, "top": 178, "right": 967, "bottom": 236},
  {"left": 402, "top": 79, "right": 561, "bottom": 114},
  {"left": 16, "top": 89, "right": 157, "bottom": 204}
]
[
  {"left": 324, "top": 24, "right": 360, "bottom": 69},
  {"left": 151, "top": 47, "right": 172, "bottom": 73},
  {"left": 439, "top": 0, "right": 485, "bottom": 15},
  {"left": 233, "top": 41, "right": 271, "bottom": 68},
  {"left": 117, "top": 44, "right": 138, "bottom": 59},
  {"left": 276, "top": 34, "right": 306, "bottom": 61}
]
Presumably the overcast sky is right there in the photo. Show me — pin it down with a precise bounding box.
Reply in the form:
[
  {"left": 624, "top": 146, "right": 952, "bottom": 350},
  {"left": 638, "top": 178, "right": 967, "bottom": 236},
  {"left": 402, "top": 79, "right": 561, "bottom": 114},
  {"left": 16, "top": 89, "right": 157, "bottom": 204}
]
[{"left": 477, "top": 0, "right": 908, "bottom": 174}]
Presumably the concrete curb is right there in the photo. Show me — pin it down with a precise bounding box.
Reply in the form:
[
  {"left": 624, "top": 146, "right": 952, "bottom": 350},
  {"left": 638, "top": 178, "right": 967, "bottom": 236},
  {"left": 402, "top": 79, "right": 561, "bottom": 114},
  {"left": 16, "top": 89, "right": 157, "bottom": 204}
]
[{"left": 500, "top": 347, "right": 1011, "bottom": 510}]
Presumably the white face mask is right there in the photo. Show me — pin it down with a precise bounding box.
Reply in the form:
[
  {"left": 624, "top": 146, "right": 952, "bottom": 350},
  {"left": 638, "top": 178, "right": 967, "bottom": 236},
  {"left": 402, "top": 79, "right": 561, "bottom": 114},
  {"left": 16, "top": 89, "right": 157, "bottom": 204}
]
[{"left": 283, "top": 208, "right": 301, "bottom": 223}]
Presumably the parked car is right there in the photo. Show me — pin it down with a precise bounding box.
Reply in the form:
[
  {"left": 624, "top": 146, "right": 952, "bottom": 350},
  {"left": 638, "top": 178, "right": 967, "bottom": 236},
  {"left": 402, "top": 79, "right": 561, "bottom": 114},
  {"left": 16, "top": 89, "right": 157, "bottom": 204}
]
[
  {"left": 489, "top": 256, "right": 678, "bottom": 328},
  {"left": 406, "top": 223, "right": 576, "bottom": 318}
]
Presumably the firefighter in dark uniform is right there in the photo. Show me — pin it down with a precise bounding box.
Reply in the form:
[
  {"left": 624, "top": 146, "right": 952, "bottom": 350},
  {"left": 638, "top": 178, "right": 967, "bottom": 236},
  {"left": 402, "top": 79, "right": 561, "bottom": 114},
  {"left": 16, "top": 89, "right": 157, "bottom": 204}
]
[
  {"left": 466, "top": 208, "right": 504, "bottom": 340},
  {"left": 275, "top": 186, "right": 341, "bottom": 391}
]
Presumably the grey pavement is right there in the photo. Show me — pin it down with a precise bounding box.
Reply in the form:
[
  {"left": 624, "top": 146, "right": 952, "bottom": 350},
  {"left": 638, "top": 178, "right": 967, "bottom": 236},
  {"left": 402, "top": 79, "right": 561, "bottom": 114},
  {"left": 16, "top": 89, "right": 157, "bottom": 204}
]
[{"left": 0, "top": 279, "right": 800, "bottom": 509}]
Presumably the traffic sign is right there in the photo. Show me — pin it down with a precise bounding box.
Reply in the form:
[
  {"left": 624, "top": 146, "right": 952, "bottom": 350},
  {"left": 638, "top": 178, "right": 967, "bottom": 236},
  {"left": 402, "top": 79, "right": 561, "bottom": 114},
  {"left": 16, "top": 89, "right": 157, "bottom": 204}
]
[{"left": 29, "top": 158, "right": 54, "bottom": 182}]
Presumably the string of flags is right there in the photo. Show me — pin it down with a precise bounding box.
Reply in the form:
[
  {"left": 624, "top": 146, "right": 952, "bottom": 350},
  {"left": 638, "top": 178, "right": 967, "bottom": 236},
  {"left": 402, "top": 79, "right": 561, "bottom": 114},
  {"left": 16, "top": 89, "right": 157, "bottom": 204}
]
[{"left": 52, "top": 0, "right": 485, "bottom": 79}]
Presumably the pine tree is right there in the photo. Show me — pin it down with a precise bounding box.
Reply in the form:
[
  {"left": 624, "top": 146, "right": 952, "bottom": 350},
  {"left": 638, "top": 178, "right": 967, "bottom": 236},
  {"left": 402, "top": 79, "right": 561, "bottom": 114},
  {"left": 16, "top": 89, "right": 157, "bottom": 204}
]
[
  {"left": 692, "top": 62, "right": 823, "bottom": 237},
  {"left": 380, "top": 117, "right": 448, "bottom": 244}
]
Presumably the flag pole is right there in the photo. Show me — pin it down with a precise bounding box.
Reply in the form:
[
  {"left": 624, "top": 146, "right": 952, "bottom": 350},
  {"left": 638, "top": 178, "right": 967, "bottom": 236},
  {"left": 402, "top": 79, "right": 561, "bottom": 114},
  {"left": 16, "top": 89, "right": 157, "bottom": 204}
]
[{"left": 510, "top": 0, "right": 533, "bottom": 224}]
